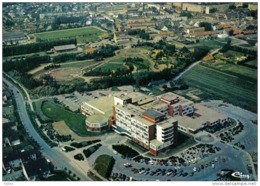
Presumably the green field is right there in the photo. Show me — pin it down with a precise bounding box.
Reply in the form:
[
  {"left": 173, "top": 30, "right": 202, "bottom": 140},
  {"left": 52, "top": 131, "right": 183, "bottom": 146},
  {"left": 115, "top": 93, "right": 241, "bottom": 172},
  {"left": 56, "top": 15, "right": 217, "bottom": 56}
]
[
  {"left": 60, "top": 60, "right": 97, "bottom": 68},
  {"left": 245, "top": 59, "right": 257, "bottom": 68},
  {"left": 188, "top": 40, "right": 226, "bottom": 50},
  {"left": 41, "top": 101, "right": 87, "bottom": 136},
  {"left": 97, "top": 63, "right": 128, "bottom": 72},
  {"left": 181, "top": 64, "right": 257, "bottom": 113},
  {"left": 35, "top": 26, "right": 106, "bottom": 43},
  {"left": 107, "top": 57, "right": 150, "bottom": 71}
]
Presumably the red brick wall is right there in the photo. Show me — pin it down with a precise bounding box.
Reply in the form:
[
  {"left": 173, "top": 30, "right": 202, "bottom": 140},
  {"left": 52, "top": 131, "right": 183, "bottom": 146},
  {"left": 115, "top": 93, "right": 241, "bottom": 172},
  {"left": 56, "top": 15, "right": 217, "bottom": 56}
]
[
  {"left": 168, "top": 105, "right": 174, "bottom": 117},
  {"left": 149, "top": 148, "right": 158, "bottom": 156},
  {"left": 179, "top": 105, "right": 183, "bottom": 116},
  {"left": 172, "top": 121, "right": 178, "bottom": 146},
  {"left": 148, "top": 125, "right": 156, "bottom": 141},
  {"left": 142, "top": 113, "right": 156, "bottom": 123}
]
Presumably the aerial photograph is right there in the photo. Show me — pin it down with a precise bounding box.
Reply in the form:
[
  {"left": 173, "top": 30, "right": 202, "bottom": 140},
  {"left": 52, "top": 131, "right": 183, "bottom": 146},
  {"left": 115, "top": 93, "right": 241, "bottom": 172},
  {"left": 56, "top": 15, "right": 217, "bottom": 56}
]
[{"left": 2, "top": 2, "right": 258, "bottom": 183}]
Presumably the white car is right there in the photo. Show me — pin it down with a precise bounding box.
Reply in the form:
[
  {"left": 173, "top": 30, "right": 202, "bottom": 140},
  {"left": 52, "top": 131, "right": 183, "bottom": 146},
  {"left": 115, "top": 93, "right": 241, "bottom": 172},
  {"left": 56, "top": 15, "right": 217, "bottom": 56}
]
[
  {"left": 193, "top": 167, "right": 197, "bottom": 172},
  {"left": 139, "top": 170, "right": 145, "bottom": 174}
]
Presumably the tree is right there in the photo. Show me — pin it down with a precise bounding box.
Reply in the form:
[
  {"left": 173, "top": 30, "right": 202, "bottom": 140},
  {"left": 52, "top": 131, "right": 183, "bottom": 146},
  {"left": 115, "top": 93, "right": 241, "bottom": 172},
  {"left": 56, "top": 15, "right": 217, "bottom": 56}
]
[{"left": 199, "top": 22, "right": 213, "bottom": 31}]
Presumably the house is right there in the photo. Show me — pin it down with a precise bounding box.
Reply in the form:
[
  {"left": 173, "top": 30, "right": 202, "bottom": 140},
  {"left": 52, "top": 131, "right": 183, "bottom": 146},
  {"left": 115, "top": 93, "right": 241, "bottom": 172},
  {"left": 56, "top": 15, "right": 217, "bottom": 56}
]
[
  {"left": 3, "top": 150, "right": 39, "bottom": 171},
  {"left": 22, "top": 158, "right": 51, "bottom": 181},
  {"left": 3, "top": 122, "right": 20, "bottom": 147}
]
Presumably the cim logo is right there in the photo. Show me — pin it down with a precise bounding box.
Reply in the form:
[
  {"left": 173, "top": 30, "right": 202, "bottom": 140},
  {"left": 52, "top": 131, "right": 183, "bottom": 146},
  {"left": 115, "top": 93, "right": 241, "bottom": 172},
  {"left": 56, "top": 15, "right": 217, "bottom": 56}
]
[{"left": 231, "top": 171, "right": 250, "bottom": 179}]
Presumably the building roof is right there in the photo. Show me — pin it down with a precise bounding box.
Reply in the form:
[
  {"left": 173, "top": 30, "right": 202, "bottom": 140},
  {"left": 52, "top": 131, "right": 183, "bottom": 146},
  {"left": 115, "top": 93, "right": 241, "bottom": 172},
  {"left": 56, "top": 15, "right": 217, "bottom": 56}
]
[
  {"left": 141, "top": 100, "right": 168, "bottom": 110},
  {"left": 144, "top": 109, "right": 164, "bottom": 119},
  {"left": 159, "top": 92, "right": 181, "bottom": 102},
  {"left": 3, "top": 32, "right": 27, "bottom": 42},
  {"left": 157, "top": 117, "right": 177, "bottom": 129},
  {"left": 133, "top": 115, "right": 155, "bottom": 127},
  {"left": 82, "top": 96, "right": 114, "bottom": 115},
  {"left": 54, "top": 44, "right": 76, "bottom": 51},
  {"left": 86, "top": 112, "right": 110, "bottom": 124},
  {"left": 23, "top": 158, "right": 50, "bottom": 178},
  {"left": 177, "top": 104, "right": 228, "bottom": 131},
  {"left": 150, "top": 139, "right": 163, "bottom": 147},
  {"left": 3, "top": 150, "right": 39, "bottom": 164}
]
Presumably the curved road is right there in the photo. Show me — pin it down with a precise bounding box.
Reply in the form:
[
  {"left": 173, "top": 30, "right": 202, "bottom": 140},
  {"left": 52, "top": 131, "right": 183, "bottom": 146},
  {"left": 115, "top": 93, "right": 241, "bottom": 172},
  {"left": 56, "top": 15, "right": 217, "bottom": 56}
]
[{"left": 3, "top": 77, "right": 91, "bottom": 181}]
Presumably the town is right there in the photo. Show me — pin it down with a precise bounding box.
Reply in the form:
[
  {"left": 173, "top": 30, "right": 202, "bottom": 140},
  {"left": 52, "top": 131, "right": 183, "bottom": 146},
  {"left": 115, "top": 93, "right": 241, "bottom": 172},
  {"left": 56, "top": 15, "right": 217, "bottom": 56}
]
[{"left": 2, "top": 2, "right": 258, "bottom": 183}]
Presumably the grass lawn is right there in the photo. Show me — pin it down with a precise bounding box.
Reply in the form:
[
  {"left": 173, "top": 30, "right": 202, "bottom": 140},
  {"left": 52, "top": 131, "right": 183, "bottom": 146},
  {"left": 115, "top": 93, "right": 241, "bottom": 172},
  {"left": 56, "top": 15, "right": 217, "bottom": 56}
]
[
  {"left": 181, "top": 64, "right": 257, "bottom": 113},
  {"left": 244, "top": 59, "right": 257, "bottom": 68},
  {"left": 60, "top": 60, "right": 97, "bottom": 68},
  {"left": 41, "top": 101, "right": 87, "bottom": 136},
  {"left": 35, "top": 26, "right": 106, "bottom": 43},
  {"left": 188, "top": 40, "right": 225, "bottom": 50},
  {"left": 94, "top": 155, "right": 115, "bottom": 179},
  {"left": 97, "top": 63, "right": 128, "bottom": 72},
  {"left": 87, "top": 171, "right": 103, "bottom": 181}
]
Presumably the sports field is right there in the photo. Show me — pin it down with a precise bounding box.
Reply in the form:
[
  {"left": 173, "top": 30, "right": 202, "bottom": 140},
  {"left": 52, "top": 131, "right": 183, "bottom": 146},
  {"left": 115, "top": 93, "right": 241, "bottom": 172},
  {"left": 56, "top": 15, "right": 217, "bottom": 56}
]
[
  {"left": 35, "top": 26, "right": 106, "bottom": 43},
  {"left": 181, "top": 64, "right": 257, "bottom": 113}
]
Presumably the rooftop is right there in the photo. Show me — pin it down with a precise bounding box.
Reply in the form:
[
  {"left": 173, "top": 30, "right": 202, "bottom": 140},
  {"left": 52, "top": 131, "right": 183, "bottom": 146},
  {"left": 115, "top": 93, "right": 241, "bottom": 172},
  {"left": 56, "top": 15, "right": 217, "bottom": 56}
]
[
  {"left": 23, "top": 158, "right": 50, "bottom": 178},
  {"left": 54, "top": 44, "right": 76, "bottom": 51},
  {"left": 144, "top": 109, "right": 164, "bottom": 119},
  {"left": 157, "top": 117, "right": 177, "bottom": 129},
  {"left": 150, "top": 139, "right": 163, "bottom": 147},
  {"left": 82, "top": 96, "right": 114, "bottom": 115},
  {"left": 177, "top": 104, "right": 228, "bottom": 131}
]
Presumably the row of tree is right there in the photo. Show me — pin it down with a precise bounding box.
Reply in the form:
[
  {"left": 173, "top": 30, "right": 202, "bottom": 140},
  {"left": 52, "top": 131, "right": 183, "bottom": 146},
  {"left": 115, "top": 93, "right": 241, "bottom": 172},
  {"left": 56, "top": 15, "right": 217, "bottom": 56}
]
[{"left": 3, "top": 38, "right": 77, "bottom": 57}]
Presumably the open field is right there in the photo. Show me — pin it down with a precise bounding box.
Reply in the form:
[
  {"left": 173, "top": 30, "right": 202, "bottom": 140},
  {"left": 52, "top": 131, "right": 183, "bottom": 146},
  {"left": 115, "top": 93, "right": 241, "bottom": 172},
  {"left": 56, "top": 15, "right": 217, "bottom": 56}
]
[
  {"left": 187, "top": 40, "right": 226, "bottom": 50},
  {"left": 96, "top": 63, "right": 128, "bottom": 72},
  {"left": 181, "top": 64, "right": 257, "bottom": 113},
  {"left": 35, "top": 26, "right": 106, "bottom": 43},
  {"left": 52, "top": 121, "right": 97, "bottom": 141},
  {"left": 41, "top": 101, "right": 88, "bottom": 136},
  {"left": 60, "top": 60, "right": 97, "bottom": 68},
  {"left": 244, "top": 59, "right": 257, "bottom": 68}
]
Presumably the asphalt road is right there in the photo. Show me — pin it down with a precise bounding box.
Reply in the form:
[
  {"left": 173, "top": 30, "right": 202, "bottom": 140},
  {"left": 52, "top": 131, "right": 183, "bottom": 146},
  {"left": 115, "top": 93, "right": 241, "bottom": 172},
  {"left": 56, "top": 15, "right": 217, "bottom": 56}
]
[{"left": 3, "top": 78, "right": 91, "bottom": 181}]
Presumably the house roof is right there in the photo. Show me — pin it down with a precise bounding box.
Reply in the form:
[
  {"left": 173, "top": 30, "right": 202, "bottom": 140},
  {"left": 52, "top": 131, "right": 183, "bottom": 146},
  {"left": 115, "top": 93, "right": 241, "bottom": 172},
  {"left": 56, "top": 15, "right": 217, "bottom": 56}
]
[
  {"left": 23, "top": 158, "right": 50, "bottom": 178},
  {"left": 3, "top": 149, "right": 39, "bottom": 164}
]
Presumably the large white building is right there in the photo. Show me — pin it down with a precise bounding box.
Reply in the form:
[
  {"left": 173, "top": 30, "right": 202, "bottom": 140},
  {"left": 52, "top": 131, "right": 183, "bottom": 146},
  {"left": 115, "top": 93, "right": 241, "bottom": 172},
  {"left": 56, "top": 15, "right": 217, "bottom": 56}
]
[{"left": 80, "top": 91, "right": 228, "bottom": 155}]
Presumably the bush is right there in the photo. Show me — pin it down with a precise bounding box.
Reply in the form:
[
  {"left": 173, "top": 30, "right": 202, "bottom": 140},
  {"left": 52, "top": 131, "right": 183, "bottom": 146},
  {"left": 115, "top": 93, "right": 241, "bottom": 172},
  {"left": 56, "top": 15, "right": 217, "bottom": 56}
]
[
  {"left": 112, "top": 144, "right": 139, "bottom": 158},
  {"left": 83, "top": 144, "right": 102, "bottom": 158},
  {"left": 70, "top": 140, "right": 101, "bottom": 149},
  {"left": 94, "top": 155, "right": 115, "bottom": 179},
  {"left": 74, "top": 153, "right": 84, "bottom": 161},
  {"left": 64, "top": 146, "right": 75, "bottom": 152}
]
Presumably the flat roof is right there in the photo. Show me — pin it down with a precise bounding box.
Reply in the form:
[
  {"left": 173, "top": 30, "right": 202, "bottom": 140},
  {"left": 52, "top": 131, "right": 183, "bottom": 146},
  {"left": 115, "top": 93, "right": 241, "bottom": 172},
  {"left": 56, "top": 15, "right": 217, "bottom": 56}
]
[
  {"left": 141, "top": 100, "right": 167, "bottom": 110},
  {"left": 150, "top": 139, "right": 163, "bottom": 147},
  {"left": 194, "top": 104, "right": 227, "bottom": 121},
  {"left": 177, "top": 115, "right": 204, "bottom": 131},
  {"left": 159, "top": 92, "right": 183, "bottom": 102},
  {"left": 132, "top": 115, "right": 155, "bottom": 127},
  {"left": 144, "top": 109, "right": 164, "bottom": 119},
  {"left": 3, "top": 32, "right": 27, "bottom": 41},
  {"left": 82, "top": 96, "right": 114, "bottom": 114},
  {"left": 86, "top": 113, "right": 109, "bottom": 124},
  {"left": 177, "top": 104, "right": 228, "bottom": 131},
  {"left": 157, "top": 117, "right": 177, "bottom": 129},
  {"left": 54, "top": 44, "right": 76, "bottom": 51}
]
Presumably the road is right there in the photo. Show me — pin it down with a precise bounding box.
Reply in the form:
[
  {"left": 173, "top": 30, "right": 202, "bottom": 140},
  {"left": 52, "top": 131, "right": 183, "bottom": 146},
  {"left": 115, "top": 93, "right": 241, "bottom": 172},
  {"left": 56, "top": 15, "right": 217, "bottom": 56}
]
[
  {"left": 174, "top": 47, "right": 221, "bottom": 81},
  {"left": 3, "top": 77, "right": 92, "bottom": 181}
]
